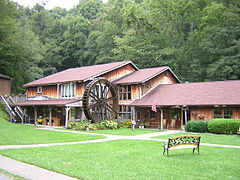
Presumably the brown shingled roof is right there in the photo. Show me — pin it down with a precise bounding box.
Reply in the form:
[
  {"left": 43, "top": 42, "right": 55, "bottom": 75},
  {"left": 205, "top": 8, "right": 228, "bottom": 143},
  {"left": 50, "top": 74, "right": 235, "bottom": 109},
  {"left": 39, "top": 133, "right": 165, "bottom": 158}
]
[
  {"left": 13, "top": 99, "right": 80, "bottom": 106},
  {"left": 24, "top": 61, "right": 137, "bottom": 87},
  {"left": 113, "top": 66, "right": 180, "bottom": 84},
  {"left": 131, "top": 80, "right": 240, "bottom": 106}
]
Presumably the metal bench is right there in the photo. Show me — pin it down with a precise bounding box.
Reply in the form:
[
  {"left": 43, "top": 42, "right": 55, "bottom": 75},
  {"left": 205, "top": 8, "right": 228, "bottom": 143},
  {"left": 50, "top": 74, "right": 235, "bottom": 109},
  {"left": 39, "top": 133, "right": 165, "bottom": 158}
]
[{"left": 163, "top": 135, "right": 201, "bottom": 156}]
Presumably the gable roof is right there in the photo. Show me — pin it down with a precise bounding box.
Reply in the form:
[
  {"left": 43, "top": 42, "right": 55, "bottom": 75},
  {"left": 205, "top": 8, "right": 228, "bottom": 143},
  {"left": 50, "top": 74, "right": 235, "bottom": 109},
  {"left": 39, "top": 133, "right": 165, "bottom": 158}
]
[
  {"left": 24, "top": 61, "right": 138, "bottom": 87},
  {"left": 113, "top": 66, "right": 181, "bottom": 84},
  {"left": 131, "top": 80, "right": 240, "bottom": 107}
]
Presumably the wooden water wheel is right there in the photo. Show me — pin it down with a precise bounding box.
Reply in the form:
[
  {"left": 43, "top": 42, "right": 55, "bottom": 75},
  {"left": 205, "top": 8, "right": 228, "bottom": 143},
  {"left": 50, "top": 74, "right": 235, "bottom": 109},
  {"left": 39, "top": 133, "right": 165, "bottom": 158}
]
[{"left": 82, "top": 78, "right": 119, "bottom": 123}]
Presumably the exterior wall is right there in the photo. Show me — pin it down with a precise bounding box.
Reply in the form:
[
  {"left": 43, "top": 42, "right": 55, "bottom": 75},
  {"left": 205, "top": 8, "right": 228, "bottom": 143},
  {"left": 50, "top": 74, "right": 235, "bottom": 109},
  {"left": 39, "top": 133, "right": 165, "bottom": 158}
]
[
  {"left": 27, "top": 86, "right": 57, "bottom": 98},
  {"left": 190, "top": 107, "right": 214, "bottom": 121},
  {"left": 131, "top": 84, "right": 140, "bottom": 100},
  {"left": 42, "top": 85, "right": 57, "bottom": 98},
  {"left": 27, "top": 87, "right": 38, "bottom": 97},
  {"left": 190, "top": 107, "right": 240, "bottom": 121},
  {"left": 102, "top": 64, "right": 136, "bottom": 82},
  {"left": 76, "top": 83, "right": 85, "bottom": 97},
  {"left": 0, "top": 78, "right": 11, "bottom": 96},
  {"left": 142, "top": 70, "right": 179, "bottom": 95}
]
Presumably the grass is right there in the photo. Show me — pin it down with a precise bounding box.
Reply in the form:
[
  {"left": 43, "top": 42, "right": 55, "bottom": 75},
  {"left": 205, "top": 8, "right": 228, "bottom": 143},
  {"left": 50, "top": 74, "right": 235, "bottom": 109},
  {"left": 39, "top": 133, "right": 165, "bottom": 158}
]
[
  {"left": 63, "top": 127, "right": 164, "bottom": 136},
  {"left": 0, "top": 140, "right": 239, "bottom": 180},
  {"left": 0, "top": 110, "right": 105, "bottom": 145},
  {"left": 152, "top": 132, "right": 240, "bottom": 146},
  {"left": 0, "top": 168, "right": 26, "bottom": 180}
]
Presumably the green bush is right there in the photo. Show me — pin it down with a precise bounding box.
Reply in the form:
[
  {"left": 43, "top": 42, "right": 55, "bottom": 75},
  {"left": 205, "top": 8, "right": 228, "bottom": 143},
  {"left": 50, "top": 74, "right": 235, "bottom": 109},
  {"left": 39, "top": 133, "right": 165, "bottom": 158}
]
[
  {"left": 100, "top": 120, "right": 118, "bottom": 130},
  {"left": 185, "top": 120, "right": 208, "bottom": 133},
  {"left": 208, "top": 119, "right": 240, "bottom": 134},
  {"left": 67, "top": 120, "right": 120, "bottom": 130}
]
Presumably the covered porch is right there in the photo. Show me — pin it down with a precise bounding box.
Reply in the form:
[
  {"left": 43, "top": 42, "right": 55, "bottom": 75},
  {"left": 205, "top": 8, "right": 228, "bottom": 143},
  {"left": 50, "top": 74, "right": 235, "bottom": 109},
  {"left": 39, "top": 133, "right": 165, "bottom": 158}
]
[
  {"left": 12, "top": 99, "right": 85, "bottom": 128},
  {"left": 132, "top": 106, "right": 189, "bottom": 130}
]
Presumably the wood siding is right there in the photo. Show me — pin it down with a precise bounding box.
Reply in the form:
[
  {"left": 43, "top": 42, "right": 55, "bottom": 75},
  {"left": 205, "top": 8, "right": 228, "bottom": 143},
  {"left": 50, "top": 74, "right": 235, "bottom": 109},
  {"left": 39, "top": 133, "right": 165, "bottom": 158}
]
[
  {"left": 0, "top": 78, "right": 11, "bottom": 96},
  {"left": 190, "top": 107, "right": 214, "bottom": 121},
  {"left": 131, "top": 84, "right": 140, "bottom": 100},
  {"left": 190, "top": 107, "right": 240, "bottom": 121},
  {"left": 42, "top": 85, "right": 57, "bottom": 98},
  {"left": 27, "top": 87, "right": 38, "bottom": 97},
  {"left": 142, "top": 70, "right": 179, "bottom": 95},
  {"left": 102, "top": 64, "right": 136, "bottom": 82},
  {"left": 76, "top": 83, "right": 85, "bottom": 97}
]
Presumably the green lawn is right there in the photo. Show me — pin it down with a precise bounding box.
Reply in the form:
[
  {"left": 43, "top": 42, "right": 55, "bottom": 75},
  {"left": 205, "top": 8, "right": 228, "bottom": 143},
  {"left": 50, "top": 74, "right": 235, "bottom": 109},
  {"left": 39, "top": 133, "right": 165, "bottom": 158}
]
[
  {"left": 0, "top": 140, "right": 239, "bottom": 180},
  {"left": 64, "top": 128, "right": 164, "bottom": 136},
  {"left": 152, "top": 132, "right": 240, "bottom": 146},
  {"left": 0, "top": 110, "right": 105, "bottom": 145}
]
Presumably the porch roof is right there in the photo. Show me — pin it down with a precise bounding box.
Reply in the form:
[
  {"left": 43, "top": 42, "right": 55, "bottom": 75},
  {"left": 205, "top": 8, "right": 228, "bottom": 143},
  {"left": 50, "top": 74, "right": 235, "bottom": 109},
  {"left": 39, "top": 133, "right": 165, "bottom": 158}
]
[
  {"left": 131, "top": 80, "right": 240, "bottom": 107},
  {"left": 13, "top": 99, "right": 81, "bottom": 106}
]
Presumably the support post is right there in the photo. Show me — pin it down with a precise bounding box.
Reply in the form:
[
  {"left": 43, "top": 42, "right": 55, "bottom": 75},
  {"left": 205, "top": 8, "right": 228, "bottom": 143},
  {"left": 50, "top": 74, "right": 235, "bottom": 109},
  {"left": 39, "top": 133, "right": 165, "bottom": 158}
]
[
  {"left": 57, "top": 84, "right": 59, "bottom": 98},
  {"left": 181, "top": 109, "right": 183, "bottom": 126},
  {"left": 185, "top": 110, "right": 188, "bottom": 124},
  {"left": 160, "top": 109, "right": 164, "bottom": 130},
  {"left": 22, "top": 107, "right": 26, "bottom": 124},
  {"left": 34, "top": 106, "right": 37, "bottom": 126},
  {"left": 65, "top": 107, "right": 71, "bottom": 128},
  {"left": 49, "top": 107, "right": 52, "bottom": 126}
]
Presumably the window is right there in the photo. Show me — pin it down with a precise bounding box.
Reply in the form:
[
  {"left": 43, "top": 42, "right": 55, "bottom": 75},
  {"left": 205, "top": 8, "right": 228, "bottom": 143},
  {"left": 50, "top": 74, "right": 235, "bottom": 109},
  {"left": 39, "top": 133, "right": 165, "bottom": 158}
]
[
  {"left": 37, "top": 86, "right": 42, "bottom": 94},
  {"left": 118, "top": 85, "right": 131, "bottom": 100},
  {"left": 214, "top": 109, "right": 222, "bottom": 118},
  {"left": 224, "top": 109, "right": 233, "bottom": 119},
  {"left": 214, "top": 109, "right": 233, "bottom": 119},
  {"left": 118, "top": 105, "right": 131, "bottom": 120},
  {"left": 60, "top": 83, "right": 76, "bottom": 98}
]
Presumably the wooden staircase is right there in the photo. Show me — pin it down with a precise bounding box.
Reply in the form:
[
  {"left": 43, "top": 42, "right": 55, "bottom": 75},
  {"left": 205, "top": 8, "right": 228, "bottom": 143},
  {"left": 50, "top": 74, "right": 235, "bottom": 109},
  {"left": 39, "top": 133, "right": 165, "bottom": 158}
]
[{"left": 0, "top": 95, "right": 23, "bottom": 122}]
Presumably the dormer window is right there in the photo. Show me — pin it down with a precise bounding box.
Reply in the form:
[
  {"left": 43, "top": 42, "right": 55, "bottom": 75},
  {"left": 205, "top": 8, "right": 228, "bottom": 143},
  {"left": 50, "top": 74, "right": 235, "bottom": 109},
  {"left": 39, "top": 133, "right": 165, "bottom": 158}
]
[{"left": 37, "top": 86, "right": 42, "bottom": 94}]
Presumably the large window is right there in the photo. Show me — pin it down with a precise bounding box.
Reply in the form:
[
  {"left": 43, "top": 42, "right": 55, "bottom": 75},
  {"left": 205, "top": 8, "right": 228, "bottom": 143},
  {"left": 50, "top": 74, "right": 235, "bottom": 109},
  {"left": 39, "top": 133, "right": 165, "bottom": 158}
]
[
  {"left": 214, "top": 109, "right": 233, "bottom": 119},
  {"left": 118, "top": 85, "right": 131, "bottom": 100},
  {"left": 118, "top": 105, "right": 131, "bottom": 120},
  {"left": 214, "top": 109, "right": 222, "bottom": 118},
  {"left": 60, "top": 83, "right": 76, "bottom": 98},
  {"left": 224, "top": 109, "right": 233, "bottom": 119}
]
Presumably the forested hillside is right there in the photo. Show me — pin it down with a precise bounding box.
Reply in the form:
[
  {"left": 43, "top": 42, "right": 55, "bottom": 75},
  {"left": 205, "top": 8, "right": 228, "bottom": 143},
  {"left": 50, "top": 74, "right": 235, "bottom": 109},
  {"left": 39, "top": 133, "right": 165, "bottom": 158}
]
[{"left": 0, "top": 0, "right": 239, "bottom": 93}]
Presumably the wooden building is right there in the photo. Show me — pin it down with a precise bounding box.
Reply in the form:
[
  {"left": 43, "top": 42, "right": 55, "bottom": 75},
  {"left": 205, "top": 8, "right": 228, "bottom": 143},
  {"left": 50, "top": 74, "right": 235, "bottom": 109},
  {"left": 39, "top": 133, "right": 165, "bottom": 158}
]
[
  {"left": 0, "top": 74, "right": 12, "bottom": 96},
  {"left": 131, "top": 80, "right": 240, "bottom": 129},
  {"left": 13, "top": 61, "right": 240, "bottom": 129}
]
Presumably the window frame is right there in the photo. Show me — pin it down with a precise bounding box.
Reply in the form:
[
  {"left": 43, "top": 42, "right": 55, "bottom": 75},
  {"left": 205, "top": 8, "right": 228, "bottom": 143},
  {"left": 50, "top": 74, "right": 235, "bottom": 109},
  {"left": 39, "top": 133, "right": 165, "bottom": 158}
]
[
  {"left": 118, "top": 85, "right": 131, "bottom": 100},
  {"left": 118, "top": 105, "right": 131, "bottom": 120},
  {"left": 60, "top": 83, "right": 76, "bottom": 98},
  {"left": 37, "top": 86, "right": 42, "bottom": 94}
]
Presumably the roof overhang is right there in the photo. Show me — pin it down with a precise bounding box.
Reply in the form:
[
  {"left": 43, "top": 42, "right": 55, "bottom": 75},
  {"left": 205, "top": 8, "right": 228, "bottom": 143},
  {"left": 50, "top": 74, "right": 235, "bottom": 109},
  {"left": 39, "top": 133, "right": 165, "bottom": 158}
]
[{"left": 12, "top": 99, "right": 81, "bottom": 107}]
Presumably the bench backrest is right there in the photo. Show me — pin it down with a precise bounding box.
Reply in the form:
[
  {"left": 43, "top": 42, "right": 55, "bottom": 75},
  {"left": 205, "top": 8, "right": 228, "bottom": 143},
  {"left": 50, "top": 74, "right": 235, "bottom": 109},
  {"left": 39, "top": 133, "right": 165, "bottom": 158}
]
[{"left": 167, "top": 135, "right": 201, "bottom": 148}]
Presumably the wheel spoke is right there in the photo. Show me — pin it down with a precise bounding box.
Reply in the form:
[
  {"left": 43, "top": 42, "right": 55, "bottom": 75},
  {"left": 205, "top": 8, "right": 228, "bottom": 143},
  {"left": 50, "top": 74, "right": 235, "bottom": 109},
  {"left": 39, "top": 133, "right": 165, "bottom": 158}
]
[
  {"left": 89, "top": 91, "right": 99, "bottom": 101},
  {"left": 106, "top": 103, "right": 117, "bottom": 115},
  {"left": 87, "top": 102, "right": 98, "bottom": 110},
  {"left": 106, "top": 96, "right": 117, "bottom": 102}
]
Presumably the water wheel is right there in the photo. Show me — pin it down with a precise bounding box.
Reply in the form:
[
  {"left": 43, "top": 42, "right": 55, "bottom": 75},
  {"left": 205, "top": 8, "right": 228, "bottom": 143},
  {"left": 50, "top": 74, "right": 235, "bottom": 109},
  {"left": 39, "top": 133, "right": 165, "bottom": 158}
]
[{"left": 82, "top": 78, "right": 119, "bottom": 123}]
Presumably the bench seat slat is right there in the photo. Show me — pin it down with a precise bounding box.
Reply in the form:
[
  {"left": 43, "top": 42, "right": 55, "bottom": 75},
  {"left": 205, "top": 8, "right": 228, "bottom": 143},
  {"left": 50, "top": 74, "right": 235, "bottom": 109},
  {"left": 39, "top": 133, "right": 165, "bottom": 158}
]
[{"left": 165, "top": 144, "right": 198, "bottom": 150}]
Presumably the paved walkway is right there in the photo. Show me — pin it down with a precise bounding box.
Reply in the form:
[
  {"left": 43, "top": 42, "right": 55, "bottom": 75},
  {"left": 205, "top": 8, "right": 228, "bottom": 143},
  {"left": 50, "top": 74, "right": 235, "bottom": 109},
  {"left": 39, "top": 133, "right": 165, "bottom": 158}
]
[{"left": 0, "top": 128, "right": 240, "bottom": 180}]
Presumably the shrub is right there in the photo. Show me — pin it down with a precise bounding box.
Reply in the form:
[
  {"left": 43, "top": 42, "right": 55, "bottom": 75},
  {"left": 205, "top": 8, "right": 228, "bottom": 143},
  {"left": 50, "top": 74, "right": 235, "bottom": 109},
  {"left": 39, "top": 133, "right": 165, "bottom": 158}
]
[
  {"left": 185, "top": 120, "right": 208, "bottom": 133},
  {"left": 124, "top": 120, "right": 131, "bottom": 128},
  {"left": 208, "top": 118, "right": 240, "bottom": 134},
  {"left": 100, "top": 120, "right": 118, "bottom": 130}
]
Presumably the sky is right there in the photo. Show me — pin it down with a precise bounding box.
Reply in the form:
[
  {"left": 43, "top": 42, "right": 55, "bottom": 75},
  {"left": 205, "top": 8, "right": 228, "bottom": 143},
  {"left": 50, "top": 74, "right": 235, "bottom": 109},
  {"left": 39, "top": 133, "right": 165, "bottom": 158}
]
[{"left": 13, "top": 0, "right": 107, "bottom": 10}]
